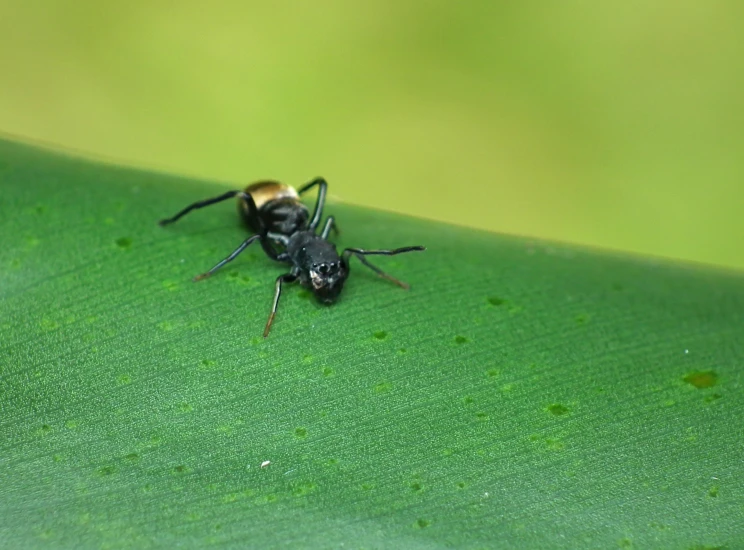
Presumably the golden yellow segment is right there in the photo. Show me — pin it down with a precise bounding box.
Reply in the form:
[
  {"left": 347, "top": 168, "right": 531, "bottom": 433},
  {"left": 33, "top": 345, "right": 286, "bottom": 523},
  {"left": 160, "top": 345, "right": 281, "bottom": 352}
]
[{"left": 241, "top": 180, "right": 299, "bottom": 211}]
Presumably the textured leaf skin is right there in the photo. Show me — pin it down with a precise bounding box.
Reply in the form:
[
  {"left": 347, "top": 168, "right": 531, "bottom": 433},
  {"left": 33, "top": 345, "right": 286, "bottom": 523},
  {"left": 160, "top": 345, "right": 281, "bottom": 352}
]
[{"left": 1, "top": 139, "right": 742, "bottom": 549}]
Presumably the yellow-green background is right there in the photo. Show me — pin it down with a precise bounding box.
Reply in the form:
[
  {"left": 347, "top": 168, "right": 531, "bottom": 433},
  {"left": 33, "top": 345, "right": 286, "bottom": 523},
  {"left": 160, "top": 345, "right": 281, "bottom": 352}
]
[{"left": 1, "top": 1, "right": 742, "bottom": 269}]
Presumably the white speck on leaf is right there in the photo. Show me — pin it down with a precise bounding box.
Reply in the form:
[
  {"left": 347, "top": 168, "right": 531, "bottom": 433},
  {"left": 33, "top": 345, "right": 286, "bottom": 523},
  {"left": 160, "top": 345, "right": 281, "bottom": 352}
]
[{"left": 261, "top": 460, "right": 271, "bottom": 468}]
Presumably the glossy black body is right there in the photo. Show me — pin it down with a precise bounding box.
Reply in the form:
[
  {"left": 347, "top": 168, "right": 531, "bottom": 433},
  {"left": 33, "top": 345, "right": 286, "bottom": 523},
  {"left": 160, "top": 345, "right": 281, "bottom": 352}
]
[{"left": 159, "top": 177, "right": 425, "bottom": 336}]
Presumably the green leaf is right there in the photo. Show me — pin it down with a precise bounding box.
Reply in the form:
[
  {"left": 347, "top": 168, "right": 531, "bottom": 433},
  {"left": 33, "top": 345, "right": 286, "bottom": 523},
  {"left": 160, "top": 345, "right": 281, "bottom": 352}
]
[{"left": 1, "top": 138, "right": 742, "bottom": 549}]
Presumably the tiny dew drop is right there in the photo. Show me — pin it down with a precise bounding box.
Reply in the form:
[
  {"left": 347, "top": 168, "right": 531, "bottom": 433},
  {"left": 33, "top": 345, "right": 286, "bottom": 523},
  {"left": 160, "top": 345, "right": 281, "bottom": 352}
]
[
  {"left": 115, "top": 237, "right": 132, "bottom": 249},
  {"left": 547, "top": 404, "right": 569, "bottom": 416},
  {"left": 683, "top": 371, "right": 718, "bottom": 389}
]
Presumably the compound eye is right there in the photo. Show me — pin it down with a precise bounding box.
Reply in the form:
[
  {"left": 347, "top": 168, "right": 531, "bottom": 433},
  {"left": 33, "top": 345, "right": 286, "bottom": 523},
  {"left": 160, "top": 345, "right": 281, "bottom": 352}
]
[{"left": 318, "top": 263, "right": 330, "bottom": 275}]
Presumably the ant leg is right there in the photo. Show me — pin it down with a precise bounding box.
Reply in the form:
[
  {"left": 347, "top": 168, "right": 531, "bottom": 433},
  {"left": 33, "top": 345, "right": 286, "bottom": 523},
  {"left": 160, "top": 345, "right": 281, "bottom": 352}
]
[
  {"left": 296, "top": 177, "right": 337, "bottom": 233},
  {"left": 158, "top": 190, "right": 242, "bottom": 226},
  {"left": 343, "top": 253, "right": 409, "bottom": 289},
  {"left": 342, "top": 246, "right": 426, "bottom": 289},
  {"left": 264, "top": 272, "right": 299, "bottom": 337},
  {"left": 344, "top": 246, "right": 426, "bottom": 256},
  {"left": 320, "top": 216, "right": 338, "bottom": 240},
  {"left": 193, "top": 234, "right": 262, "bottom": 281}
]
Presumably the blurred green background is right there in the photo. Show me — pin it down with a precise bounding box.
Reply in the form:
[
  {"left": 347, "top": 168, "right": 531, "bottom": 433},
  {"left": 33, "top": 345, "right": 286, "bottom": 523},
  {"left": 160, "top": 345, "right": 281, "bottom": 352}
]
[{"left": 1, "top": 1, "right": 743, "bottom": 268}]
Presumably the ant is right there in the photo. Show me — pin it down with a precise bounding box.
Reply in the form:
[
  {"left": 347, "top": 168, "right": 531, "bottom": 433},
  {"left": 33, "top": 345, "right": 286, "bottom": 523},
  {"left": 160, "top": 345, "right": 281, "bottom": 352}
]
[{"left": 159, "top": 177, "right": 425, "bottom": 337}]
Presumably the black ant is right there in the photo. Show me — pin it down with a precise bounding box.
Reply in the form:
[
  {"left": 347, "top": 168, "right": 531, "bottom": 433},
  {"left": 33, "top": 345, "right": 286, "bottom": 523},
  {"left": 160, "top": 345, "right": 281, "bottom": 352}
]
[{"left": 158, "top": 178, "right": 425, "bottom": 337}]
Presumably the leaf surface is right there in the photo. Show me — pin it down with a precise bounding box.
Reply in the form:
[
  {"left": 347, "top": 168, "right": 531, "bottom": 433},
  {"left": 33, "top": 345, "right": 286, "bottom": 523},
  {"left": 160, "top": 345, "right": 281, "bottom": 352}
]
[{"left": 1, "top": 140, "right": 742, "bottom": 549}]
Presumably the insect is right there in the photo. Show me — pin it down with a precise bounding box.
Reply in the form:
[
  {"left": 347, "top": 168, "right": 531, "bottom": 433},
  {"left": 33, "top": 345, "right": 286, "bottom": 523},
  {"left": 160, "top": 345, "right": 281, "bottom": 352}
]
[{"left": 159, "top": 177, "right": 425, "bottom": 337}]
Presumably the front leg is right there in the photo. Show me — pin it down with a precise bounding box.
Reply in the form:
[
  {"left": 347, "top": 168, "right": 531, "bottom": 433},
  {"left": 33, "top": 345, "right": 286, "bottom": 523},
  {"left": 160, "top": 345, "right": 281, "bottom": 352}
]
[
  {"left": 342, "top": 246, "right": 425, "bottom": 289},
  {"left": 264, "top": 271, "right": 299, "bottom": 337}
]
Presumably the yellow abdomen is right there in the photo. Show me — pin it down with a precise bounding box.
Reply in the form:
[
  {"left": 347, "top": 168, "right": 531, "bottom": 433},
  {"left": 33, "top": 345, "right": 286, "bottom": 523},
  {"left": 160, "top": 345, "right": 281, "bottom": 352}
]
[{"left": 241, "top": 180, "right": 300, "bottom": 211}]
